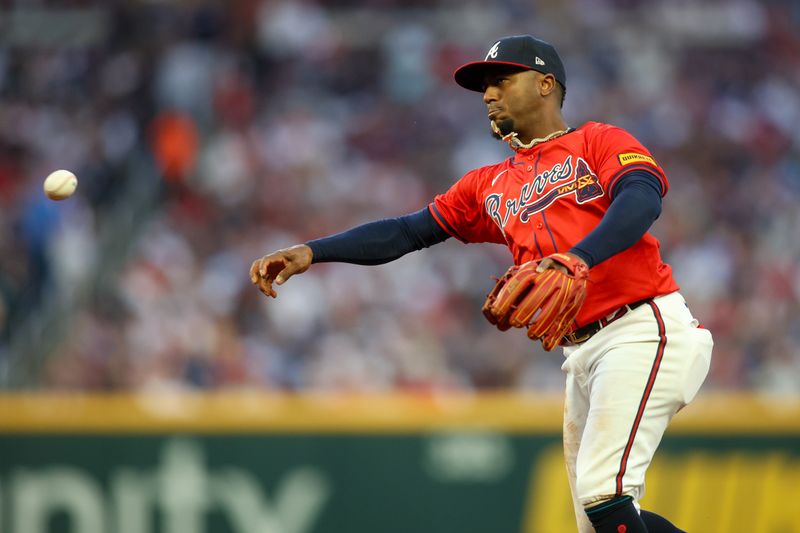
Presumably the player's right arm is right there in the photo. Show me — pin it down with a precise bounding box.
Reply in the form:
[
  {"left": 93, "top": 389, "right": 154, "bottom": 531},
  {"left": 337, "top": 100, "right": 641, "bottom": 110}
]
[
  {"left": 251, "top": 165, "right": 504, "bottom": 299},
  {"left": 250, "top": 207, "right": 450, "bottom": 298}
]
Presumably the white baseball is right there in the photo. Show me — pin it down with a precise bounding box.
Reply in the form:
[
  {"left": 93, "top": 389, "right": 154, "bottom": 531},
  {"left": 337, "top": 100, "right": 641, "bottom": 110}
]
[{"left": 43, "top": 169, "right": 78, "bottom": 200}]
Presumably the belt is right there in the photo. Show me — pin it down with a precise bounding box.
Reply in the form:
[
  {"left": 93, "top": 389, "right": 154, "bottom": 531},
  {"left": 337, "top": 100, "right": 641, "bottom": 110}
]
[{"left": 562, "top": 298, "right": 652, "bottom": 346}]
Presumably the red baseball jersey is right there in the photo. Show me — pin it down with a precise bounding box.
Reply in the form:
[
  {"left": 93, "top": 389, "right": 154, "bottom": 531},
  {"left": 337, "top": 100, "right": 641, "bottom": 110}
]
[{"left": 429, "top": 121, "right": 679, "bottom": 328}]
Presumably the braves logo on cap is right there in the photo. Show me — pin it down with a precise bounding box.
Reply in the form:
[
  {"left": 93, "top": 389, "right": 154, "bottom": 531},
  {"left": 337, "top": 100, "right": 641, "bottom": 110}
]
[{"left": 485, "top": 41, "right": 501, "bottom": 60}]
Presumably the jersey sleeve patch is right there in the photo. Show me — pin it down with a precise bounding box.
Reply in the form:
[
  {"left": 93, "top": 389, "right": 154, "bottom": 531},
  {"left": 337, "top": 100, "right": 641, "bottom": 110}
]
[{"left": 618, "top": 152, "right": 657, "bottom": 167}]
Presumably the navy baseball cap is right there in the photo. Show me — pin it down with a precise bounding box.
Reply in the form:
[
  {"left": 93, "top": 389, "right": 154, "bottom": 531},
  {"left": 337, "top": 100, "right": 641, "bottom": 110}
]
[{"left": 454, "top": 35, "right": 566, "bottom": 92}]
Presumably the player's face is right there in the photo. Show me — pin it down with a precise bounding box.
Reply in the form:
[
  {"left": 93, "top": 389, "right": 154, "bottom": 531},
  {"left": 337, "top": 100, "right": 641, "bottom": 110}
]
[{"left": 482, "top": 68, "right": 552, "bottom": 140}]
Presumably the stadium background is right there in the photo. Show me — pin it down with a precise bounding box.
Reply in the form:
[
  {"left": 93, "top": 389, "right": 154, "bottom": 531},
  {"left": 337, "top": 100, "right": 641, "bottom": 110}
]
[{"left": 0, "top": 0, "right": 798, "bottom": 532}]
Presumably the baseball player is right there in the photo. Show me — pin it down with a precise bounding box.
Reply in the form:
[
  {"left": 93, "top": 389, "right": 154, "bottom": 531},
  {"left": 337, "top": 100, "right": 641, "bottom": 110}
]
[{"left": 251, "top": 35, "right": 713, "bottom": 533}]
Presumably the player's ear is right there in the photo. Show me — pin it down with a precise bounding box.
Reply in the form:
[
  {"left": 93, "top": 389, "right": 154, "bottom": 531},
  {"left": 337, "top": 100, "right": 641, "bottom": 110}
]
[{"left": 539, "top": 73, "right": 557, "bottom": 98}]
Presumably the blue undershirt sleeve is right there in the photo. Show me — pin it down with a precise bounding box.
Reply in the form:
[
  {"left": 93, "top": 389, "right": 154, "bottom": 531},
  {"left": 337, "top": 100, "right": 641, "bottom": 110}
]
[
  {"left": 569, "top": 170, "right": 663, "bottom": 269},
  {"left": 306, "top": 207, "right": 451, "bottom": 265}
]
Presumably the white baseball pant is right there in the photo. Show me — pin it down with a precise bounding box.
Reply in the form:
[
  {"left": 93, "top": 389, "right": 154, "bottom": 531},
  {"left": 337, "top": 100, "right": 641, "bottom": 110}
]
[{"left": 561, "top": 291, "right": 714, "bottom": 532}]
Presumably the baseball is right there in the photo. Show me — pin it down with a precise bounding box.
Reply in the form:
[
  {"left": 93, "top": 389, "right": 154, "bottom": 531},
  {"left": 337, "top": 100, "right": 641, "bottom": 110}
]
[{"left": 43, "top": 169, "right": 78, "bottom": 200}]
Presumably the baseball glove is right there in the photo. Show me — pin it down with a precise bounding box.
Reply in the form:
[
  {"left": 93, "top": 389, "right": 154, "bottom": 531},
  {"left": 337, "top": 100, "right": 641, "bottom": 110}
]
[{"left": 482, "top": 253, "right": 589, "bottom": 351}]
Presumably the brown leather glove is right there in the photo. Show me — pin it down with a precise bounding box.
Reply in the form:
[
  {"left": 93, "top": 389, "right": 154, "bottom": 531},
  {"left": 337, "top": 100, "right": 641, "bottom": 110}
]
[{"left": 483, "top": 253, "right": 589, "bottom": 351}]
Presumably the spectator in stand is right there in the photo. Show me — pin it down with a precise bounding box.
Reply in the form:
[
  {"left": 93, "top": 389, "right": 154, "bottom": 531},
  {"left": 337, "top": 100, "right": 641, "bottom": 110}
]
[{"left": 0, "top": 0, "right": 797, "bottom": 392}]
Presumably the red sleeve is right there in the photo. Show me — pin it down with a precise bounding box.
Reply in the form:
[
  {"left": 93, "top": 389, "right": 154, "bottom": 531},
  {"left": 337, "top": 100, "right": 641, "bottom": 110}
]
[
  {"left": 429, "top": 167, "right": 506, "bottom": 244},
  {"left": 586, "top": 123, "right": 669, "bottom": 199}
]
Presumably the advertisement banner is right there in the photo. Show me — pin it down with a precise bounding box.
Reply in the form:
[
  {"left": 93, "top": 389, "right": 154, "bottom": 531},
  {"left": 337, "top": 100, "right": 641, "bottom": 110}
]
[{"left": 1, "top": 393, "right": 798, "bottom": 533}]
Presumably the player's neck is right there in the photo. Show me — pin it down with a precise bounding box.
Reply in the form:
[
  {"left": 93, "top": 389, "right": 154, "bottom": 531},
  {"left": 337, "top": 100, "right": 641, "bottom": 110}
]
[{"left": 516, "top": 114, "right": 569, "bottom": 145}]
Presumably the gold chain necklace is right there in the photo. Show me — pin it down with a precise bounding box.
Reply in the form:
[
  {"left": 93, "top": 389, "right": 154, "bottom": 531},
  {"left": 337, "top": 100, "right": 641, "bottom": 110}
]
[
  {"left": 530, "top": 128, "right": 571, "bottom": 145},
  {"left": 491, "top": 121, "right": 572, "bottom": 150},
  {"left": 511, "top": 128, "right": 571, "bottom": 149}
]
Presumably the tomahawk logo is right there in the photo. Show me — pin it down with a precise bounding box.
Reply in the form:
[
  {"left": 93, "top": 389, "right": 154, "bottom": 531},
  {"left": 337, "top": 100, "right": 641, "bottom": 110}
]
[
  {"left": 486, "top": 41, "right": 500, "bottom": 60},
  {"left": 519, "top": 157, "right": 603, "bottom": 221}
]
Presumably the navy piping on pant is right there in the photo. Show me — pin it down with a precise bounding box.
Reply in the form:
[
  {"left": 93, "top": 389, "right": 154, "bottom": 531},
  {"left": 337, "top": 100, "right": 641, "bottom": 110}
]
[{"left": 614, "top": 300, "right": 667, "bottom": 496}]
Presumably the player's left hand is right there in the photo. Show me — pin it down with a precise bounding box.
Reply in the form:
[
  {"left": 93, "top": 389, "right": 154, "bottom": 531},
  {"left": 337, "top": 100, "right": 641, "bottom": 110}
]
[
  {"left": 536, "top": 252, "right": 587, "bottom": 274},
  {"left": 483, "top": 253, "right": 589, "bottom": 351}
]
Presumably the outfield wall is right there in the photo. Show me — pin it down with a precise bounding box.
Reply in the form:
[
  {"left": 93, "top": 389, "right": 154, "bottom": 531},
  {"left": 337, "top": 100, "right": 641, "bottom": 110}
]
[{"left": 1, "top": 393, "right": 798, "bottom": 533}]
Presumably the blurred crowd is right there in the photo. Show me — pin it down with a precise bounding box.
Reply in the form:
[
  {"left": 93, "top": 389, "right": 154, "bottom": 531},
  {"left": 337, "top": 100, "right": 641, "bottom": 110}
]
[{"left": 0, "top": 0, "right": 798, "bottom": 393}]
